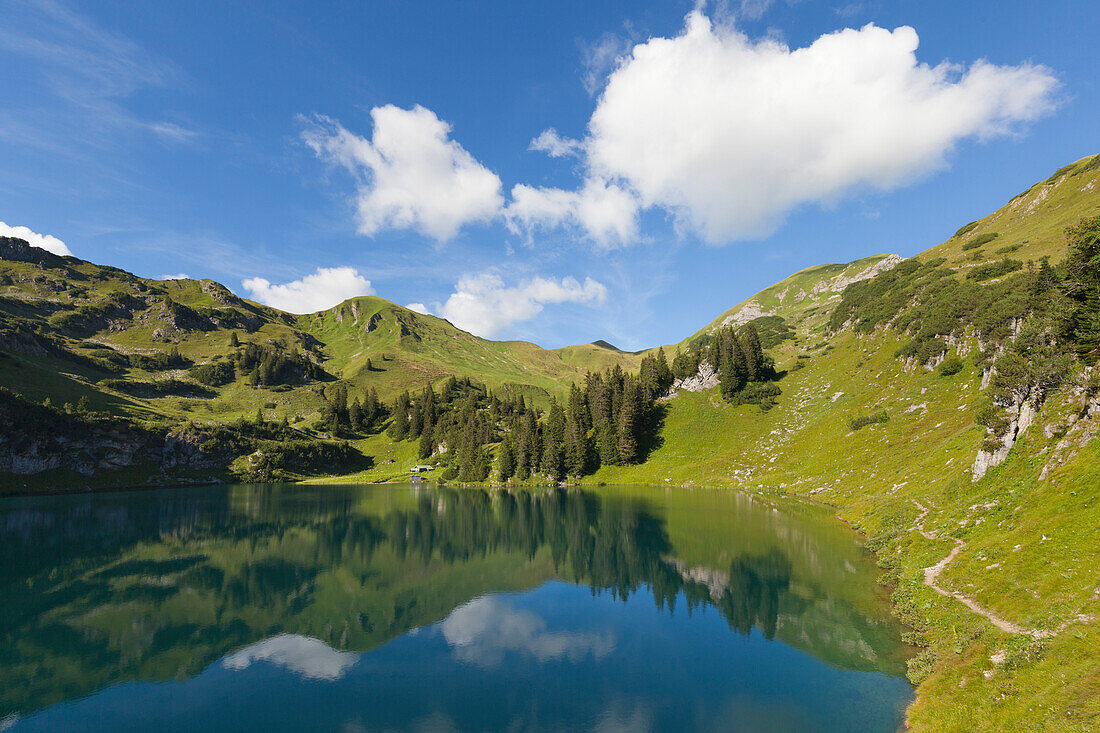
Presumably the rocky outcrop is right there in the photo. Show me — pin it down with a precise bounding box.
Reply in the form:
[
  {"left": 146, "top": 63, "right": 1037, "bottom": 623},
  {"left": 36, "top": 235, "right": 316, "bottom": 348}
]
[
  {"left": 1040, "top": 391, "right": 1100, "bottom": 480},
  {"left": 0, "top": 391, "right": 221, "bottom": 482},
  {"left": 721, "top": 300, "right": 776, "bottom": 328},
  {"left": 972, "top": 394, "right": 1038, "bottom": 481},
  {"left": 662, "top": 361, "right": 718, "bottom": 399},
  {"left": 810, "top": 254, "right": 905, "bottom": 296}
]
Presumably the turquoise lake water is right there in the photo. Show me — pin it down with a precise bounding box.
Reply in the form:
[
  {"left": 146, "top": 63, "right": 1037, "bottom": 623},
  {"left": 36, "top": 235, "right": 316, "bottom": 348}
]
[{"left": 0, "top": 483, "right": 913, "bottom": 732}]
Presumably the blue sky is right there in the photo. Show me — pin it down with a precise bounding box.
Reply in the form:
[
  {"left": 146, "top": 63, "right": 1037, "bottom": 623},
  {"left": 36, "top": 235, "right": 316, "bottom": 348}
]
[{"left": 1, "top": 0, "right": 1097, "bottom": 349}]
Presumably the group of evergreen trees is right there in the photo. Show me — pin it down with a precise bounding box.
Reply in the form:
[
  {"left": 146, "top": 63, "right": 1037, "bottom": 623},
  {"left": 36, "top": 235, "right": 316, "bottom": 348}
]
[
  {"left": 319, "top": 383, "right": 387, "bottom": 436},
  {"left": 386, "top": 350, "right": 676, "bottom": 483},
  {"left": 188, "top": 336, "right": 325, "bottom": 388},
  {"left": 672, "top": 322, "right": 782, "bottom": 407},
  {"left": 238, "top": 341, "right": 325, "bottom": 387}
]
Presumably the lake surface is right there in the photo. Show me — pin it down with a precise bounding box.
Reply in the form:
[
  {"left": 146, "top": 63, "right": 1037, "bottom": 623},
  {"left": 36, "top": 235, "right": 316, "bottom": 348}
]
[{"left": 0, "top": 483, "right": 912, "bottom": 732}]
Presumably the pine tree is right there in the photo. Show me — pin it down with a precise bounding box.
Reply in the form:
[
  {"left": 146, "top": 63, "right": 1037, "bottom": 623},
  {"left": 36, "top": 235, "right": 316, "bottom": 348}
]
[
  {"left": 349, "top": 398, "right": 364, "bottom": 431},
  {"left": 388, "top": 392, "right": 410, "bottom": 439},
  {"left": 228, "top": 331, "right": 239, "bottom": 347},
  {"left": 498, "top": 434, "right": 516, "bottom": 481},
  {"left": 565, "top": 418, "right": 587, "bottom": 477},
  {"left": 1065, "top": 216, "right": 1100, "bottom": 364},
  {"left": 255, "top": 407, "right": 265, "bottom": 426},
  {"left": 418, "top": 423, "right": 434, "bottom": 459},
  {"left": 76, "top": 395, "right": 91, "bottom": 414},
  {"left": 741, "top": 323, "right": 765, "bottom": 381},
  {"left": 524, "top": 409, "right": 540, "bottom": 468},
  {"left": 366, "top": 357, "right": 374, "bottom": 371},
  {"left": 655, "top": 346, "right": 672, "bottom": 390},
  {"left": 617, "top": 380, "right": 640, "bottom": 464},
  {"left": 597, "top": 421, "right": 618, "bottom": 466}
]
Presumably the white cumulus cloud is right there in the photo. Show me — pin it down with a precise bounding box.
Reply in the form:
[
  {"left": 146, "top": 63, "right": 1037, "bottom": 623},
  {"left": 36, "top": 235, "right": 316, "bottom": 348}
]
[
  {"left": 585, "top": 12, "right": 1060, "bottom": 243},
  {"left": 506, "top": 178, "right": 640, "bottom": 248},
  {"left": 405, "top": 302, "right": 430, "bottom": 315},
  {"left": 160, "top": 273, "right": 189, "bottom": 280},
  {"left": 438, "top": 272, "right": 608, "bottom": 338},
  {"left": 302, "top": 105, "right": 504, "bottom": 242},
  {"left": 242, "top": 266, "right": 374, "bottom": 314},
  {"left": 529, "top": 128, "right": 583, "bottom": 158},
  {"left": 0, "top": 221, "right": 72, "bottom": 256},
  {"left": 442, "top": 596, "right": 615, "bottom": 668},
  {"left": 222, "top": 634, "right": 358, "bottom": 681}
]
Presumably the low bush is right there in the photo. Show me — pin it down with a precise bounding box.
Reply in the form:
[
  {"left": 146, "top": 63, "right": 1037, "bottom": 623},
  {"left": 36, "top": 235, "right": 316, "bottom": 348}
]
[
  {"left": 937, "top": 355, "right": 964, "bottom": 376},
  {"left": 966, "top": 259, "right": 1023, "bottom": 282},
  {"left": 848, "top": 410, "right": 889, "bottom": 431},
  {"left": 962, "top": 232, "right": 999, "bottom": 251}
]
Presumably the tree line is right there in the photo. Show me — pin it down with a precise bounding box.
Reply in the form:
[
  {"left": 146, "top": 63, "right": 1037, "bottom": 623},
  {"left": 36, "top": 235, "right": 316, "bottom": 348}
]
[{"left": 385, "top": 349, "right": 676, "bottom": 482}]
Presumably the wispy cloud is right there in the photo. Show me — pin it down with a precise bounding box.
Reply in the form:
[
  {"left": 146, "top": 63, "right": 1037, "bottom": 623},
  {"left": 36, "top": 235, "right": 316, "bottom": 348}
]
[{"left": 0, "top": 0, "right": 196, "bottom": 152}]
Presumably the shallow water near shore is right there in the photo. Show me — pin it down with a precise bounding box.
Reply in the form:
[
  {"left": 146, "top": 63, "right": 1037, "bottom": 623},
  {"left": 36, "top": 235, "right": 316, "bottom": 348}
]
[{"left": 0, "top": 483, "right": 913, "bottom": 732}]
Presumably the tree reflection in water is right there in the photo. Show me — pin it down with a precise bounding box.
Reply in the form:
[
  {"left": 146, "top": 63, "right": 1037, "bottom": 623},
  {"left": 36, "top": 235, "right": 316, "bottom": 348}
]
[{"left": 0, "top": 484, "right": 900, "bottom": 721}]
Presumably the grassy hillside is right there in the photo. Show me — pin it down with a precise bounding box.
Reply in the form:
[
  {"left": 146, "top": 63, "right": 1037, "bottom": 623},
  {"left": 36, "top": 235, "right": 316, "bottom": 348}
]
[
  {"left": 580, "top": 154, "right": 1100, "bottom": 731},
  {"left": 299, "top": 296, "right": 641, "bottom": 404},
  {"left": 0, "top": 236, "right": 645, "bottom": 488},
  {"left": 3, "top": 153, "right": 1100, "bottom": 730}
]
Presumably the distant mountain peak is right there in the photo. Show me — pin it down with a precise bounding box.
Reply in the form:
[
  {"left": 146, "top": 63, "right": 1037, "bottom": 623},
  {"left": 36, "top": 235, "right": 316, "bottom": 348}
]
[{"left": 590, "top": 340, "right": 623, "bottom": 352}]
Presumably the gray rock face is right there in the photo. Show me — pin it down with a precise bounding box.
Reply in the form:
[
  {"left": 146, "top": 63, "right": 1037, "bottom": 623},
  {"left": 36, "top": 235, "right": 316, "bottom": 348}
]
[
  {"left": 662, "top": 361, "right": 719, "bottom": 400},
  {"left": 971, "top": 396, "right": 1037, "bottom": 481}
]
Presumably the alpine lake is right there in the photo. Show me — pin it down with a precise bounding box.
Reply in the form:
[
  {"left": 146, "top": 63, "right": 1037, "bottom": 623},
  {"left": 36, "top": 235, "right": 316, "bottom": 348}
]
[{"left": 0, "top": 483, "right": 914, "bottom": 732}]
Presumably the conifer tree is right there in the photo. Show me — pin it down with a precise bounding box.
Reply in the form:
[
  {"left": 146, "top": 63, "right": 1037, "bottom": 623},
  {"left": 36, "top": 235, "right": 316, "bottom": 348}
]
[
  {"left": 617, "top": 379, "right": 640, "bottom": 464},
  {"left": 349, "top": 397, "right": 363, "bottom": 431},
  {"left": 418, "top": 423, "right": 434, "bottom": 459},
  {"left": 741, "top": 323, "right": 764, "bottom": 381},
  {"left": 409, "top": 401, "right": 422, "bottom": 439},
  {"left": 597, "top": 421, "right": 618, "bottom": 466},
  {"left": 388, "top": 392, "right": 410, "bottom": 439},
  {"left": 565, "top": 418, "right": 587, "bottom": 476},
  {"left": 498, "top": 434, "right": 516, "bottom": 481}
]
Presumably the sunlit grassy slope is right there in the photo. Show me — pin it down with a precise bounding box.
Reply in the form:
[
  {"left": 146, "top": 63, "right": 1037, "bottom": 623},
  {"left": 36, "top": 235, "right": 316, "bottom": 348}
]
[
  {"left": 4, "top": 154, "right": 1100, "bottom": 731},
  {"left": 0, "top": 250, "right": 642, "bottom": 430},
  {"left": 581, "top": 154, "right": 1100, "bottom": 732}
]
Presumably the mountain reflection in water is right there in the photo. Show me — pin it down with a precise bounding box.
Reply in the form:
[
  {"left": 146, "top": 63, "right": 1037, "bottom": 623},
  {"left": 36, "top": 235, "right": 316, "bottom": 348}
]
[{"left": 0, "top": 483, "right": 913, "bottom": 732}]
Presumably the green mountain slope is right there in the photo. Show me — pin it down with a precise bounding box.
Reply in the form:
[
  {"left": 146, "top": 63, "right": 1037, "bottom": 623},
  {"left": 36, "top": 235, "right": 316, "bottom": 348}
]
[
  {"left": 0, "top": 238, "right": 640, "bottom": 430},
  {"left": 583, "top": 153, "right": 1100, "bottom": 731},
  {"left": 2, "top": 153, "right": 1100, "bottom": 731}
]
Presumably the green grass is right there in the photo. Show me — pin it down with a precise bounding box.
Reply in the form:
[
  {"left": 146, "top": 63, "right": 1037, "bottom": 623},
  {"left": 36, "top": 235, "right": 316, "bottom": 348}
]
[{"left": 4, "top": 153, "right": 1100, "bottom": 731}]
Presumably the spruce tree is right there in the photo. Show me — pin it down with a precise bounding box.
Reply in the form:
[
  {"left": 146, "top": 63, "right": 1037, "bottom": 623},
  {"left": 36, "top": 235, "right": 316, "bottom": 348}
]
[
  {"left": 565, "top": 418, "right": 587, "bottom": 477},
  {"left": 498, "top": 434, "right": 516, "bottom": 481},
  {"left": 418, "top": 423, "right": 434, "bottom": 459},
  {"left": 617, "top": 379, "right": 640, "bottom": 464},
  {"left": 741, "top": 323, "right": 765, "bottom": 381},
  {"left": 388, "top": 392, "right": 410, "bottom": 439},
  {"left": 597, "top": 421, "right": 618, "bottom": 466},
  {"left": 349, "top": 397, "right": 363, "bottom": 431}
]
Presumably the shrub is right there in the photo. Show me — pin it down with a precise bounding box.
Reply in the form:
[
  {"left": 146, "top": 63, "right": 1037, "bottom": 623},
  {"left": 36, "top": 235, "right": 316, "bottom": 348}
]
[
  {"left": 101, "top": 378, "right": 216, "bottom": 399},
  {"left": 190, "top": 360, "right": 235, "bottom": 387},
  {"left": 848, "top": 410, "right": 889, "bottom": 431},
  {"left": 966, "top": 259, "right": 1023, "bottom": 282},
  {"left": 954, "top": 221, "right": 980, "bottom": 238},
  {"left": 962, "top": 232, "right": 999, "bottom": 251},
  {"left": 733, "top": 381, "right": 782, "bottom": 410},
  {"left": 937, "top": 355, "right": 964, "bottom": 376}
]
